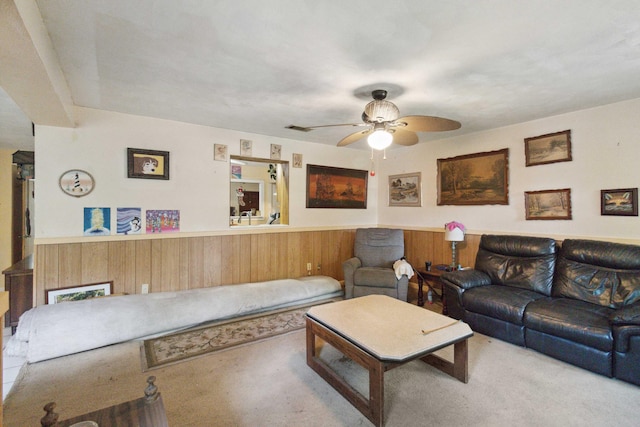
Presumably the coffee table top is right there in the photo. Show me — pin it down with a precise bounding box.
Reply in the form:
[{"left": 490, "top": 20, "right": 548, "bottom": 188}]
[{"left": 306, "top": 295, "right": 473, "bottom": 361}]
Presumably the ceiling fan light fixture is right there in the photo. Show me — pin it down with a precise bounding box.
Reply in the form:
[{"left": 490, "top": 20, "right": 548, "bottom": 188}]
[{"left": 367, "top": 127, "right": 393, "bottom": 150}]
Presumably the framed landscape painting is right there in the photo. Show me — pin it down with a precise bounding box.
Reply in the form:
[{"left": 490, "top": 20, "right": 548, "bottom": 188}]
[
  {"left": 525, "top": 188, "right": 572, "bottom": 220},
  {"left": 46, "top": 281, "right": 113, "bottom": 304},
  {"left": 306, "top": 164, "right": 368, "bottom": 208},
  {"left": 437, "top": 149, "right": 509, "bottom": 205},
  {"left": 601, "top": 188, "right": 638, "bottom": 216},
  {"left": 388, "top": 172, "right": 421, "bottom": 207},
  {"left": 524, "top": 130, "right": 572, "bottom": 167}
]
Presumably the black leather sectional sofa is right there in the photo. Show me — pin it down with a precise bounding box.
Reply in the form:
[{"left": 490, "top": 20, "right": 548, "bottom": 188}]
[{"left": 442, "top": 234, "right": 640, "bottom": 386}]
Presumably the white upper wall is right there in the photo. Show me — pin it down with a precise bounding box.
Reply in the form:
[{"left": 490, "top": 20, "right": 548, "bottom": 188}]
[
  {"left": 34, "top": 99, "right": 640, "bottom": 241},
  {"left": 378, "top": 98, "right": 640, "bottom": 242},
  {"left": 35, "top": 107, "right": 377, "bottom": 238}
]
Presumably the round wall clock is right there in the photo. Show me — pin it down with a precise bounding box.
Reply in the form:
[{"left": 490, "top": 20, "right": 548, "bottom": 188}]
[{"left": 59, "top": 169, "right": 95, "bottom": 197}]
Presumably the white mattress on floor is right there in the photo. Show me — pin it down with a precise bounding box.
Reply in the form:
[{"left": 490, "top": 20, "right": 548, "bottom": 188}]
[{"left": 6, "top": 275, "right": 342, "bottom": 363}]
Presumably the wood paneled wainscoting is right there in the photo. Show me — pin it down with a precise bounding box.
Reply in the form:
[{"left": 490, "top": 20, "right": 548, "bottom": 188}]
[{"left": 33, "top": 228, "right": 481, "bottom": 307}]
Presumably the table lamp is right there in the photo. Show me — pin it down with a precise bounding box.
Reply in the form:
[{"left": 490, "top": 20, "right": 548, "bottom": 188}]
[{"left": 444, "top": 221, "right": 465, "bottom": 270}]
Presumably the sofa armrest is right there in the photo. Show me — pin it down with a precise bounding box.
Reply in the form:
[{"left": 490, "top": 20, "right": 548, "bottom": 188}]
[
  {"left": 342, "top": 257, "right": 361, "bottom": 299},
  {"left": 441, "top": 269, "right": 492, "bottom": 290},
  {"left": 610, "top": 301, "right": 640, "bottom": 325}
]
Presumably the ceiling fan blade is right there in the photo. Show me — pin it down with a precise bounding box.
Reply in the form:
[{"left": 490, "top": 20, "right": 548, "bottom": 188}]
[
  {"left": 396, "top": 115, "right": 461, "bottom": 132},
  {"left": 389, "top": 128, "right": 419, "bottom": 146},
  {"left": 337, "top": 129, "right": 372, "bottom": 146},
  {"left": 286, "top": 123, "right": 367, "bottom": 132}
]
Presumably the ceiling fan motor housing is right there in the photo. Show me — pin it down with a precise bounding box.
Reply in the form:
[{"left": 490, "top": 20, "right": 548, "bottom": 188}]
[{"left": 363, "top": 100, "right": 399, "bottom": 123}]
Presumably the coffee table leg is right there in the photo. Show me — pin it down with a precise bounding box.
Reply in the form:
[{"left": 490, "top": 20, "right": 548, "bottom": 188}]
[
  {"left": 420, "top": 338, "right": 469, "bottom": 383},
  {"left": 306, "top": 317, "right": 386, "bottom": 427},
  {"left": 369, "top": 362, "right": 384, "bottom": 426}
]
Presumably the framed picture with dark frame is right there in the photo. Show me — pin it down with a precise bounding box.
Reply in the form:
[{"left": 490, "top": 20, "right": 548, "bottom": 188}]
[
  {"left": 524, "top": 129, "right": 572, "bottom": 167},
  {"left": 388, "top": 172, "right": 421, "bottom": 207},
  {"left": 437, "top": 148, "right": 509, "bottom": 206},
  {"left": 601, "top": 188, "right": 638, "bottom": 216},
  {"left": 525, "top": 188, "right": 572, "bottom": 220},
  {"left": 46, "top": 281, "right": 113, "bottom": 304},
  {"left": 127, "top": 148, "right": 170, "bottom": 180},
  {"left": 306, "top": 164, "right": 368, "bottom": 208}
]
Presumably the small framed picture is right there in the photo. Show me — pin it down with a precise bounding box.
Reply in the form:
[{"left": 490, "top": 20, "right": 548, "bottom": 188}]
[
  {"left": 524, "top": 130, "right": 572, "bottom": 167},
  {"left": 84, "top": 207, "right": 111, "bottom": 236},
  {"left": 46, "top": 281, "right": 113, "bottom": 304},
  {"left": 601, "top": 188, "right": 638, "bottom": 216},
  {"left": 525, "top": 188, "right": 572, "bottom": 220},
  {"left": 59, "top": 169, "right": 94, "bottom": 197},
  {"left": 388, "top": 172, "right": 421, "bottom": 207},
  {"left": 270, "top": 144, "right": 282, "bottom": 160},
  {"left": 240, "top": 139, "right": 252, "bottom": 157},
  {"left": 214, "top": 144, "right": 228, "bottom": 161},
  {"left": 292, "top": 153, "right": 303, "bottom": 168},
  {"left": 127, "top": 148, "right": 170, "bottom": 180}
]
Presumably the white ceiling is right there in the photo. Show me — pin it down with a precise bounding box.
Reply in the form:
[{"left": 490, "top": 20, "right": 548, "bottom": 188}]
[{"left": 2, "top": 0, "right": 640, "bottom": 151}]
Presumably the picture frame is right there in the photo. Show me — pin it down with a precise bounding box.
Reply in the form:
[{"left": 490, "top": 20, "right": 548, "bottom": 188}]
[
  {"left": 59, "top": 169, "right": 94, "bottom": 197},
  {"left": 437, "top": 148, "right": 509, "bottom": 205},
  {"left": 270, "top": 144, "right": 282, "bottom": 160},
  {"left": 84, "top": 207, "right": 111, "bottom": 236},
  {"left": 240, "top": 139, "right": 252, "bottom": 157},
  {"left": 306, "top": 164, "right": 368, "bottom": 209},
  {"left": 525, "top": 188, "right": 572, "bottom": 220},
  {"left": 46, "top": 281, "right": 113, "bottom": 304},
  {"left": 601, "top": 188, "right": 638, "bottom": 216},
  {"left": 388, "top": 172, "right": 421, "bottom": 207},
  {"left": 214, "top": 144, "right": 228, "bottom": 161},
  {"left": 292, "top": 153, "right": 303, "bottom": 168},
  {"left": 127, "top": 148, "right": 170, "bottom": 180},
  {"left": 524, "top": 129, "right": 572, "bottom": 167}
]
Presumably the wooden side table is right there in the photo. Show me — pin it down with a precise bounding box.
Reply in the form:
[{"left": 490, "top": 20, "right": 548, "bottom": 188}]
[
  {"left": 40, "top": 376, "right": 169, "bottom": 427},
  {"left": 416, "top": 268, "right": 448, "bottom": 314}
]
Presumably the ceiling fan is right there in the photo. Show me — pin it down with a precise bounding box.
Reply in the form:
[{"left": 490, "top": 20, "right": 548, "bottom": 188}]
[{"left": 286, "top": 89, "right": 461, "bottom": 150}]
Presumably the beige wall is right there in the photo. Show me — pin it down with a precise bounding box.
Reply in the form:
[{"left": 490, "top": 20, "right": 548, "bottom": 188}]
[{"left": 0, "top": 149, "right": 13, "bottom": 278}]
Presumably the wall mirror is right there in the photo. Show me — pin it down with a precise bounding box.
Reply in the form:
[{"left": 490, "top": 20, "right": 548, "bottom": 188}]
[{"left": 229, "top": 156, "right": 289, "bottom": 226}]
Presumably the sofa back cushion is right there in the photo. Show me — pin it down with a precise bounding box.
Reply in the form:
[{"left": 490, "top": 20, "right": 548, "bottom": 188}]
[
  {"left": 553, "top": 239, "right": 640, "bottom": 308},
  {"left": 475, "top": 235, "right": 558, "bottom": 295},
  {"left": 354, "top": 228, "right": 404, "bottom": 268}
]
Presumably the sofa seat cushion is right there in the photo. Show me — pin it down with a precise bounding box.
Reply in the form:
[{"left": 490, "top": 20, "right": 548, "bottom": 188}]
[
  {"left": 462, "top": 285, "right": 546, "bottom": 325},
  {"left": 524, "top": 298, "right": 614, "bottom": 351},
  {"left": 354, "top": 267, "right": 397, "bottom": 288}
]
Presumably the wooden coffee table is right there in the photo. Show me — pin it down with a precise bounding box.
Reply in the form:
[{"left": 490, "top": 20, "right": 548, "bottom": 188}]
[{"left": 305, "top": 295, "right": 473, "bottom": 427}]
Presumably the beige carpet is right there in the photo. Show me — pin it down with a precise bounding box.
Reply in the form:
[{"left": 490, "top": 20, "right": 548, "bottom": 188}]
[{"left": 4, "top": 325, "right": 640, "bottom": 427}]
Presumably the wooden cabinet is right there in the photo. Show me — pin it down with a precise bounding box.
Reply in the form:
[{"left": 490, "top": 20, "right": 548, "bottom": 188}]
[{"left": 2, "top": 254, "right": 34, "bottom": 334}]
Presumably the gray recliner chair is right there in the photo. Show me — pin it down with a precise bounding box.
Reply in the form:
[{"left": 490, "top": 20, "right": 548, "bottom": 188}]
[{"left": 343, "top": 228, "right": 409, "bottom": 301}]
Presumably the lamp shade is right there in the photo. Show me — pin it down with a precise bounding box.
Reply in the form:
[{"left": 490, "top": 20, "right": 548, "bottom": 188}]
[
  {"left": 444, "top": 221, "right": 465, "bottom": 241},
  {"left": 445, "top": 227, "right": 464, "bottom": 242}
]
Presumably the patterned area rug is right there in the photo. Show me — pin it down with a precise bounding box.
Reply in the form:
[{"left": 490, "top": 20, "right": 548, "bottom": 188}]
[{"left": 141, "top": 298, "right": 339, "bottom": 371}]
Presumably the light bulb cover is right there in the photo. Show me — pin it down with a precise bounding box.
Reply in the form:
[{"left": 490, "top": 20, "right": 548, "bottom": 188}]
[{"left": 367, "top": 129, "right": 393, "bottom": 150}]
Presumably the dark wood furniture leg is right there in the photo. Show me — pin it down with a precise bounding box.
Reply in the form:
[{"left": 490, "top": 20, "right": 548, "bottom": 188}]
[
  {"left": 417, "top": 274, "right": 425, "bottom": 306},
  {"left": 420, "top": 339, "right": 469, "bottom": 383},
  {"left": 306, "top": 317, "right": 386, "bottom": 427}
]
